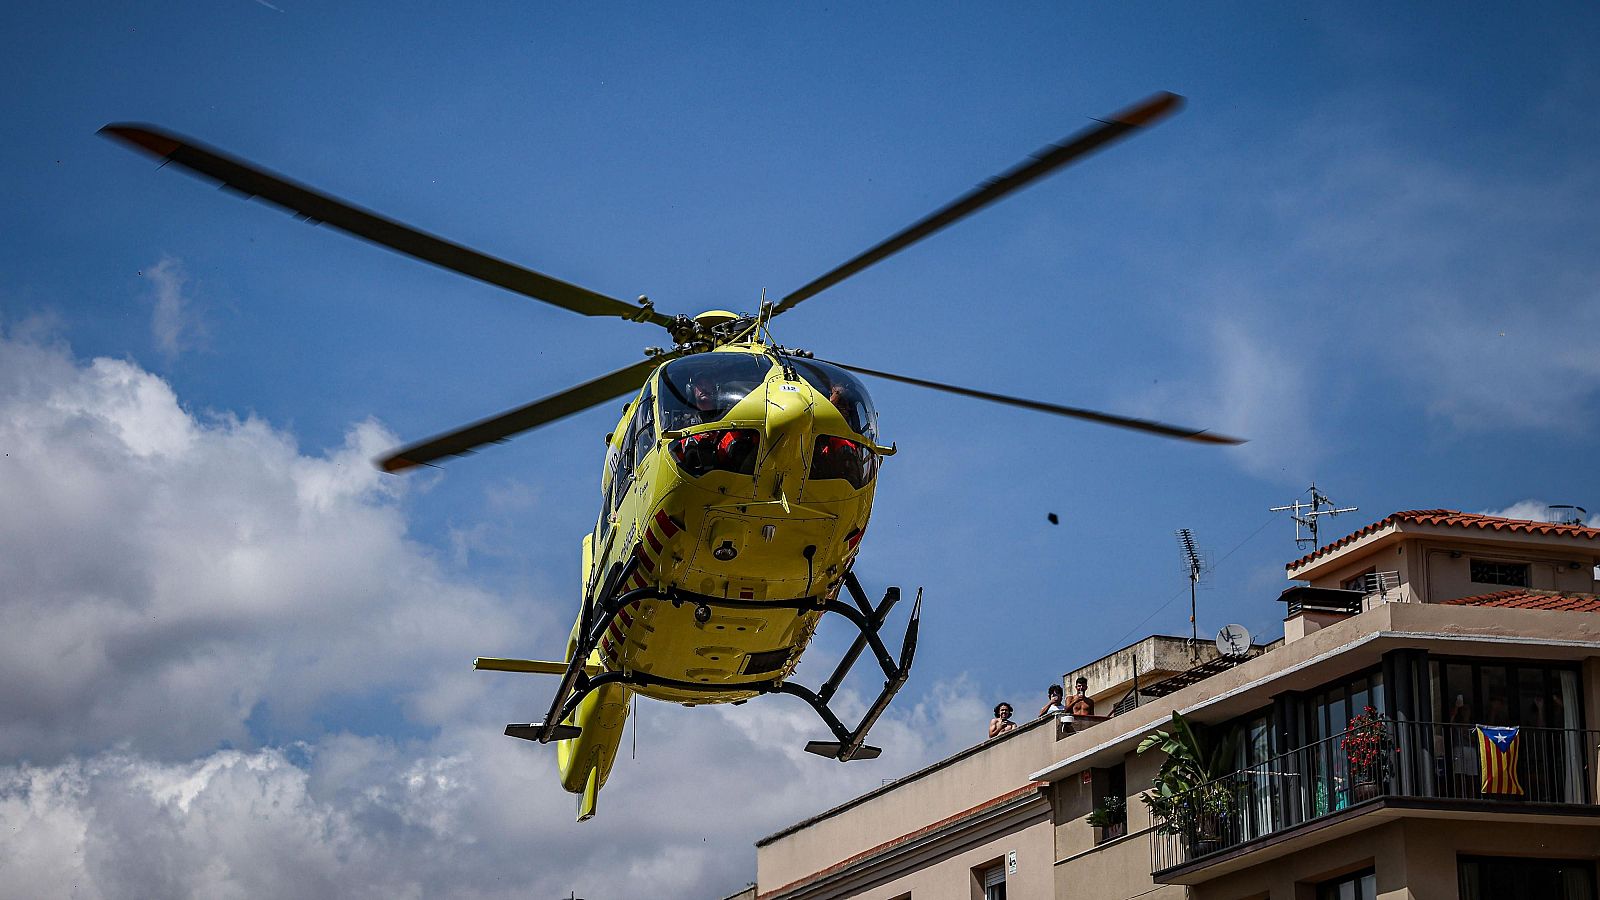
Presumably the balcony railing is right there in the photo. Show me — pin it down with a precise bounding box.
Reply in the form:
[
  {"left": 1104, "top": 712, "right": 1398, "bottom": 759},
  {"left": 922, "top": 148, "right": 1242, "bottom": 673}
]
[{"left": 1148, "top": 720, "right": 1600, "bottom": 874}]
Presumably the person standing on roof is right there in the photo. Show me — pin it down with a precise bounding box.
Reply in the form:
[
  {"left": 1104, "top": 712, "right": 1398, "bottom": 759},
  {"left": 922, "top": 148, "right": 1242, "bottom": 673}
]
[
  {"left": 1039, "top": 684, "right": 1065, "bottom": 718},
  {"left": 989, "top": 703, "right": 1017, "bottom": 738},
  {"left": 1067, "top": 677, "right": 1095, "bottom": 717}
]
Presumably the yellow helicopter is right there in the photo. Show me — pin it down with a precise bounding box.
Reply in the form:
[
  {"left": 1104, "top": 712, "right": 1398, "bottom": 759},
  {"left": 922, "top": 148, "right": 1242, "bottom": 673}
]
[{"left": 102, "top": 90, "right": 1240, "bottom": 820}]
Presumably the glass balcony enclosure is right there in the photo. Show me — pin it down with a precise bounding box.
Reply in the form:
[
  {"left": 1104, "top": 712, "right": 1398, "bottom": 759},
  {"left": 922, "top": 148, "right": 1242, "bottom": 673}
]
[{"left": 1148, "top": 718, "right": 1600, "bottom": 875}]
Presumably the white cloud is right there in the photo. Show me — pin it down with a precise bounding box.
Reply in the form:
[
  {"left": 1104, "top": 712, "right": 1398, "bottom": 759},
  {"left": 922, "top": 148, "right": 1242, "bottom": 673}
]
[
  {"left": 0, "top": 690, "right": 989, "bottom": 900},
  {"left": 1478, "top": 499, "right": 1595, "bottom": 527},
  {"left": 0, "top": 328, "right": 524, "bottom": 760},
  {"left": 145, "top": 257, "right": 207, "bottom": 359},
  {"left": 0, "top": 328, "right": 991, "bottom": 899}
]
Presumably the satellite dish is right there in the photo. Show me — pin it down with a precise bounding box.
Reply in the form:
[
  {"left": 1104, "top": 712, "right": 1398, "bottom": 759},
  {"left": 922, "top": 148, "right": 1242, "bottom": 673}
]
[{"left": 1216, "top": 624, "right": 1251, "bottom": 658}]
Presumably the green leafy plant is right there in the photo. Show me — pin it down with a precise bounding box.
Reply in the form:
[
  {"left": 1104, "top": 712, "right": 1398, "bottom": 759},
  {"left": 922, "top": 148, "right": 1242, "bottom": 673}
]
[
  {"left": 1137, "top": 711, "right": 1239, "bottom": 841},
  {"left": 1085, "top": 793, "right": 1126, "bottom": 828}
]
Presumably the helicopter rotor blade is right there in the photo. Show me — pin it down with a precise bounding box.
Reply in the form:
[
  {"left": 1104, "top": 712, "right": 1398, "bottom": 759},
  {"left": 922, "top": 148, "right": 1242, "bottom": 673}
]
[
  {"left": 770, "top": 92, "right": 1183, "bottom": 318},
  {"left": 98, "top": 124, "right": 675, "bottom": 330},
  {"left": 379, "top": 354, "right": 676, "bottom": 472},
  {"left": 815, "top": 357, "right": 1244, "bottom": 445}
]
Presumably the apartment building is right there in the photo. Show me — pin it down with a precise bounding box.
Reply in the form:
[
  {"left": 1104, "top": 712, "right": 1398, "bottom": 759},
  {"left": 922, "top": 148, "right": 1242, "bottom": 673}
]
[{"left": 750, "top": 510, "right": 1600, "bottom": 900}]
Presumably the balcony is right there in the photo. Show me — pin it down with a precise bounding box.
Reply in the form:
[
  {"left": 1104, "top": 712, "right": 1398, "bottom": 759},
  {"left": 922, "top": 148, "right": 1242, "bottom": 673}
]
[{"left": 1148, "top": 720, "right": 1600, "bottom": 879}]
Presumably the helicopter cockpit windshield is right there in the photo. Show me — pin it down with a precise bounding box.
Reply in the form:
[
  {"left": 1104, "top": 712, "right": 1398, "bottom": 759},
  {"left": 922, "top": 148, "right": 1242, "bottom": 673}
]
[
  {"left": 660, "top": 354, "right": 774, "bottom": 430},
  {"left": 791, "top": 359, "right": 877, "bottom": 441}
]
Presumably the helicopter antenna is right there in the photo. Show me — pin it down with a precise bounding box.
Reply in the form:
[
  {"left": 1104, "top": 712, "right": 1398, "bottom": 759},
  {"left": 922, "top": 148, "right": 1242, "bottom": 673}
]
[
  {"left": 1270, "top": 482, "right": 1357, "bottom": 550},
  {"left": 1175, "top": 529, "right": 1207, "bottom": 657}
]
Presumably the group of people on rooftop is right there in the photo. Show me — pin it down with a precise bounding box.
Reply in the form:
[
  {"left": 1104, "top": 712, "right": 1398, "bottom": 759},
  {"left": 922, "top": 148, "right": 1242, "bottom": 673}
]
[{"left": 988, "top": 677, "right": 1095, "bottom": 738}]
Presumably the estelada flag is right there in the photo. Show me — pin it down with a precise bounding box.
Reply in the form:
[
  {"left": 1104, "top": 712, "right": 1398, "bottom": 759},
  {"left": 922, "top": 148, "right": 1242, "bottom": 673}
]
[{"left": 1476, "top": 725, "right": 1524, "bottom": 795}]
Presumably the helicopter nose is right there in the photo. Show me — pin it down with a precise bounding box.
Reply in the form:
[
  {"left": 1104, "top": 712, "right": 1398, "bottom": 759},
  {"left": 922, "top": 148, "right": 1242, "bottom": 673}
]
[
  {"left": 761, "top": 384, "right": 813, "bottom": 480},
  {"left": 765, "top": 385, "right": 811, "bottom": 435}
]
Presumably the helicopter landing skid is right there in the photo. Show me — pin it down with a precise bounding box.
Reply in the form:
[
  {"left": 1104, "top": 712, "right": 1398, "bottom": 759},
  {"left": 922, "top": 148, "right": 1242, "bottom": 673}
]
[{"left": 510, "top": 570, "right": 921, "bottom": 765}]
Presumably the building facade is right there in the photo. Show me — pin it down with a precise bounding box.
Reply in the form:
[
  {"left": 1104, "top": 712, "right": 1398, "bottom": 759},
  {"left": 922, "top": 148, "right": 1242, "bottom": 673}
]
[{"left": 751, "top": 511, "right": 1600, "bottom": 900}]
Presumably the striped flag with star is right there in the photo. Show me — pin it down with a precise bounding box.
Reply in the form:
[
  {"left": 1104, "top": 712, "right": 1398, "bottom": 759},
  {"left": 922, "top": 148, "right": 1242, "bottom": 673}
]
[{"left": 1476, "top": 725, "right": 1524, "bottom": 795}]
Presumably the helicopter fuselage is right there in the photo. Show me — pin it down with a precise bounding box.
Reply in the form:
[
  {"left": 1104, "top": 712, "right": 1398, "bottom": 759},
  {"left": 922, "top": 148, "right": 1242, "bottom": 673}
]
[{"left": 556, "top": 342, "right": 887, "bottom": 797}]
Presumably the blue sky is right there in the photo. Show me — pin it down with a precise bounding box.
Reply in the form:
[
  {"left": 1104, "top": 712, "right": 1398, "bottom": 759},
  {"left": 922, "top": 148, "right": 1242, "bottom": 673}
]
[{"left": 4, "top": 4, "right": 1599, "bottom": 897}]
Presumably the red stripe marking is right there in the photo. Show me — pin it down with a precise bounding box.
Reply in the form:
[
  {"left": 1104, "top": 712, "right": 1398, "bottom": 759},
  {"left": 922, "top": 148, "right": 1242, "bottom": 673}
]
[
  {"left": 637, "top": 552, "right": 656, "bottom": 574},
  {"left": 618, "top": 609, "right": 634, "bottom": 628},
  {"left": 739, "top": 589, "right": 754, "bottom": 599},
  {"left": 645, "top": 528, "right": 663, "bottom": 554},
  {"left": 630, "top": 572, "right": 648, "bottom": 589},
  {"left": 654, "top": 510, "right": 681, "bottom": 537}
]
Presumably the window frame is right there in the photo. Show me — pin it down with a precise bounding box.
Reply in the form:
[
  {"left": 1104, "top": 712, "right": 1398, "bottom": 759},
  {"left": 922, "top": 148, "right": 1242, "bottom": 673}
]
[
  {"left": 1316, "top": 867, "right": 1376, "bottom": 900},
  {"left": 1468, "top": 558, "right": 1530, "bottom": 587},
  {"left": 1458, "top": 855, "right": 1598, "bottom": 900}
]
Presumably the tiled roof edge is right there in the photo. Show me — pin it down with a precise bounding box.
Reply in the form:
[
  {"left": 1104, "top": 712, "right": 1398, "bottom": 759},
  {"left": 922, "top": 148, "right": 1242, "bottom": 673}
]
[{"left": 1287, "top": 510, "right": 1600, "bottom": 571}]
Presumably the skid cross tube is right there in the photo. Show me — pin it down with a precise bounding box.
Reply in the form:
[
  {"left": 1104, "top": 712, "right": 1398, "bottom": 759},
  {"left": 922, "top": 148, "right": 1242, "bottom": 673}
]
[
  {"left": 529, "top": 572, "right": 921, "bottom": 761},
  {"left": 818, "top": 574, "right": 899, "bottom": 706},
  {"left": 806, "top": 587, "right": 920, "bottom": 761}
]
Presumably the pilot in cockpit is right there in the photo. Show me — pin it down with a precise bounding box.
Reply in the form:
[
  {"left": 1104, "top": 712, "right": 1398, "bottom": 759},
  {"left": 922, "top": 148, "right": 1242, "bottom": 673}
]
[
  {"left": 826, "top": 380, "right": 867, "bottom": 436},
  {"left": 690, "top": 373, "right": 721, "bottom": 423},
  {"left": 827, "top": 382, "right": 851, "bottom": 416}
]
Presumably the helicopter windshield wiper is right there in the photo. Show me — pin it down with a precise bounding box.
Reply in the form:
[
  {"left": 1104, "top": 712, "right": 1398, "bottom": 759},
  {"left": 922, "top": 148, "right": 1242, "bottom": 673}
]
[
  {"left": 769, "top": 92, "right": 1184, "bottom": 317},
  {"left": 814, "top": 357, "right": 1244, "bottom": 445}
]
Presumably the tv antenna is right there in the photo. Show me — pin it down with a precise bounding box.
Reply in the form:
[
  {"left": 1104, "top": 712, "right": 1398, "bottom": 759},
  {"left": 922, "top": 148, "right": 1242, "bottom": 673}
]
[
  {"left": 1270, "top": 482, "right": 1357, "bottom": 550},
  {"left": 1176, "top": 528, "right": 1206, "bottom": 654}
]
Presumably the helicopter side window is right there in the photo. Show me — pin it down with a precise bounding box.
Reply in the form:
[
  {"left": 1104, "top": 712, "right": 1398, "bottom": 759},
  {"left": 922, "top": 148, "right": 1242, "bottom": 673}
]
[
  {"left": 631, "top": 383, "right": 656, "bottom": 471},
  {"left": 790, "top": 359, "right": 877, "bottom": 441},
  {"left": 598, "top": 443, "right": 620, "bottom": 536},
  {"left": 612, "top": 395, "right": 649, "bottom": 512},
  {"left": 659, "top": 354, "right": 773, "bottom": 431}
]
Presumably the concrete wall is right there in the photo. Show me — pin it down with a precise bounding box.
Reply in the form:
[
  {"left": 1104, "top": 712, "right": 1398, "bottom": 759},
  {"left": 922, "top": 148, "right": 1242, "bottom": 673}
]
[
  {"left": 807, "top": 811, "right": 1055, "bottom": 900},
  {"left": 1408, "top": 539, "right": 1598, "bottom": 601},
  {"left": 1057, "top": 829, "right": 1187, "bottom": 900},
  {"left": 757, "top": 719, "right": 1060, "bottom": 893},
  {"left": 1066, "top": 635, "right": 1223, "bottom": 710},
  {"left": 1052, "top": 748, "right": 1181, "bottom": 900},
  {"left": 1297, "top": 525, "right": 1600, "bottom": 599},
  {"left": 1192, "top": 817, "right": 1600, "bottom": 900}
]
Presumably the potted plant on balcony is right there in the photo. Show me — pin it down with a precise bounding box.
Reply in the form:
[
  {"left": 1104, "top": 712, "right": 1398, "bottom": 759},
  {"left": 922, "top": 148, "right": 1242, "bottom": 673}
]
[
  {"left": 1341, "top": 705, "right": 1392, "bottom": 802},
  {"left": 1138, "top": 712, "right": 1238, "bottom": 858},
  {"left": 1085, "top": 794, "right": 1127, "bottom": 841}
]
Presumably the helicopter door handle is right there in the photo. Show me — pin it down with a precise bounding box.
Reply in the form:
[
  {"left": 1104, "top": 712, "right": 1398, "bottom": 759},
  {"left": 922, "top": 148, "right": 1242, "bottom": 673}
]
[{"left": 873, "top": 442, "right": 897, "bottom": 457}]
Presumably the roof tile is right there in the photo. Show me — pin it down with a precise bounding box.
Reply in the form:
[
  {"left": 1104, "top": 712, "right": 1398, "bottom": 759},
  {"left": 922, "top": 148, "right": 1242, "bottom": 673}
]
[
  {"left": 1288, "top": 510, "right": 1600, "bottom": 571},
  {"left": 1441, "top": 589, "right": 1600, "bottom": 613}
]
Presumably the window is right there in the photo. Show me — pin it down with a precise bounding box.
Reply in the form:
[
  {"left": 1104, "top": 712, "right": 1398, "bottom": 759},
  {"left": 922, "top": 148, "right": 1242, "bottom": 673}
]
[
  {"left": 659, "top": 353, "right": 773, "bottom": 431},
  {"left": 1469, "top": 559, "right": 1529, "bottom": 587},
  {"left": 1317, "top": 868, "right": 1376, "bottom": 900},
  {"left": 1432, "top": 659, "right": 1585, "bottom": 802},
  {"left": 1342, "top": 568, "right": 1375, "bottom": 592},
  {"left": 630, "top": 383, "right": 656, "bottom": 471},
  {"left": 1308, "top": 670, "right": 1385, "bottom": 815},
  {"left": 978, "top": 864, "right": 1005, "bottom": 900},
  {"left": 1090, "top": 764, "right": 1127, "bottom": 844},
  {"left": 1459, "top": 856, "right": 1597, "bottom": 900},
  {"left": 1236, "top": 712, "right": 1278, "bottom": 839},
  {"left": 789, "top": 358, "right": 878, "bottom": 441}
]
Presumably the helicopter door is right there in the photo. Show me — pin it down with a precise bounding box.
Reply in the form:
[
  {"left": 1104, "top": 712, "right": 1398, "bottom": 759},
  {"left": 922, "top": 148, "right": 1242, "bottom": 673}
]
[
  {"left": 630, "top": 383, "right": 656, "bottom": 472},
  {"left": 610, "top": 385, "right": 656, "bottom": 514}
]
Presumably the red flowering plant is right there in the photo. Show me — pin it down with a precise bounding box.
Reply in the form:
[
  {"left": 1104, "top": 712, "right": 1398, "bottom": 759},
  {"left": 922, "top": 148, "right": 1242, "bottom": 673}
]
[{"left": 1340, "top": 706, "right": 1393, "bottom": 786}]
